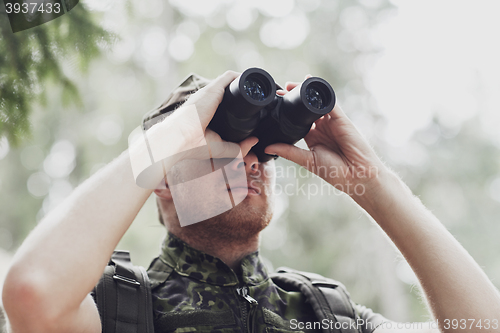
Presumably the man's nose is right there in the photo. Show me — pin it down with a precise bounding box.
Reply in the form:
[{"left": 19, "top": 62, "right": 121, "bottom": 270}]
[
  {"left": 228, "top": 151, "right": 259, "bottom": 174},
  {"left": 243, "top": 152, "right": 260, "bottom": 175},
  {"left": 226, "top": 152, "right": 260, "bottom": 175}
]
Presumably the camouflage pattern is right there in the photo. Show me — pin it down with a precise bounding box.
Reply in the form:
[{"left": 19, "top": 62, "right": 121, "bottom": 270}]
[{"left": 147, "top": 233, "right": 383, "bottom": 333}]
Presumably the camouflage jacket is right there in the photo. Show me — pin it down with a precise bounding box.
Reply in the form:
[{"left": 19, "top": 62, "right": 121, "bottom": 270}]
[{"left": 147, "top": 232, "right": 387, "bottom": 333}]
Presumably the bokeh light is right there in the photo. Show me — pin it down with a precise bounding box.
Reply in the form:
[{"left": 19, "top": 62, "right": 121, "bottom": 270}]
[
  {"left": 43, "top": 140, "right": 76, "bottom": 179},
  {"left": 260, "top": 13, "right": 310, "bottom": 49},
  {"left": 367, "top": 0, "right": 500, "bottom": 146},
  {"left": 168, "top": 33, "right": 194, "bottom": 62},
  {"left": 27, "top": 172, "right": 52, "bottom": 197},
  {"left": 0, "top": 137, "right": 9, "bottom": 160}
]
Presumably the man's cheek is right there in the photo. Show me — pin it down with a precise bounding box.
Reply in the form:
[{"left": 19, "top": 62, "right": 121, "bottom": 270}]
[
  {"left": 265, "top": 168, "right": 276, "bottom": 189},
  {"left": 261, "top": 161, "right": 276, "bottom": 181}
]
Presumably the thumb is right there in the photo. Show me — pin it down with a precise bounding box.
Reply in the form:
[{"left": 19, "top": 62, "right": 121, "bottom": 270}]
[
  {"left": 239, "top": 136, "right": 259, "bottom": 157},
  {"left": 265, "top": 143, "right": 313, "bottom": 169}
]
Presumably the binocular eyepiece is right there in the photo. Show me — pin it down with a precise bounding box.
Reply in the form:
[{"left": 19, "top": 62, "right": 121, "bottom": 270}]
[{"left": 208, "top": 68, "right": 336, "bottom": 162}]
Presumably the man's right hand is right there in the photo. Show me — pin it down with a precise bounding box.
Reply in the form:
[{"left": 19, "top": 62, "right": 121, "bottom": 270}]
[
  {"left": 180, "top": 70, "right": 259, "bottom": 158},
  {"left": 130, "top": 70, "right": 258, "bottom": 189},
  {"left": 183, "top": 70, "right": 240, "bottom": 130}
]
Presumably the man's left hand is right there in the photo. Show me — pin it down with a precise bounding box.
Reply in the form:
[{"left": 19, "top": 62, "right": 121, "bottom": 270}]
[{"left": 266, "top": 80, "right": 387, "bottom": 198}]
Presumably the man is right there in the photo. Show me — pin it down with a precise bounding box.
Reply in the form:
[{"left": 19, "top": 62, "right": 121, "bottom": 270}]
[{"left": 2, "top": 71, "right": 500, "bottom": 333}]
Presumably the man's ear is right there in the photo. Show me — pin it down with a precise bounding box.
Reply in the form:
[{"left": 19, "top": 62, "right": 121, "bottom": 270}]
[{"left": 154, "top": 179, "right": 173, "bottom": 200}]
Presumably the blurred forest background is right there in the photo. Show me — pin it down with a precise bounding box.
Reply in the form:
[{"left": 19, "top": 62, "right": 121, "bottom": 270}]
[{"left": 2, "top": 0, "right": 500, "bottom": 329}]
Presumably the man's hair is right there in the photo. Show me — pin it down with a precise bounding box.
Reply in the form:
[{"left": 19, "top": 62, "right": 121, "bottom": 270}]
[{"left": 157, "top": 197, "right": 165, "bottom": 226}]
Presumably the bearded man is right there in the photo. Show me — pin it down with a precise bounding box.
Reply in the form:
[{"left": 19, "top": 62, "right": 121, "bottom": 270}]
[{"left": 3, "top": 71, "right": 500, "bottom": 333}]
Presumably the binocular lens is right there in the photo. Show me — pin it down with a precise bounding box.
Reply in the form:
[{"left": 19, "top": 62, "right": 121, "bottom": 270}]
[
  {"left": 210, "top": 68, "right": 335, "bottom": 161},
  {"left": 243, "top": 78, "right": 267, "bottom": 102},
  {"left": 305, "top": 87, "right": 325, "bottom": 109}
]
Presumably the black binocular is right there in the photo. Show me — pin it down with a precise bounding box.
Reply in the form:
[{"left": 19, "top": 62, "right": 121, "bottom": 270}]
[{"left": 208, "top": 68, "right": 336, "bottom": 162}]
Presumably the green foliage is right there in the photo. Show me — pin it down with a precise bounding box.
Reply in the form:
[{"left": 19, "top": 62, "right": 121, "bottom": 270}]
[{"left": 0, "top": 4, "right": 114, "bottom": 145}]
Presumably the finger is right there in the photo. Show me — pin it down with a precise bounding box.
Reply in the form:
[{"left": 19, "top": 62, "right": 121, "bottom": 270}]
[
  {"left": 314, "top": 115, "right": 326, "bottom": 125},
  {"left": 276, "top": 89, "right": 287, "bottom": 96},
  {"left": 204, "top": 128, "right": 222, "bottom": 142},
  {"left": 208, "top": 141, "right": 241, "bottom": 159},
  {"left": 208, "top": 70, "right": 240, "bottom": 90},
  {"left": 285, "top": 82, "right": 300, "bottom": 92},
  {"left": 205, "top": 132, "right": 258, "bottom": 159},
  {"left": 239, "top": 137, "right": 259, "bottom": 157},
  {"left": 193, "top": 70, "right": 240, "bottom": 102},
  {"left": 265, "top": 143, "right": 312, "bottom": 169},
  {"left": 304, "top": 74, "right": 312, "bottom": 79},
  {"left": 328, "top": 103, "right": 347, "bottom": 120},
  {"left": 185, "top": 71, "right": 241, "bottom": 129}
]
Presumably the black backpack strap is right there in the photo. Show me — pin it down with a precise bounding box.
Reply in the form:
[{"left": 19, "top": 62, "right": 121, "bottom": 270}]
[
  {"left": 92, "top": 251, "right": 154, "bottom": 333},
  {"left": 271, "top": 267, "right": 361, "bottom": 333}
]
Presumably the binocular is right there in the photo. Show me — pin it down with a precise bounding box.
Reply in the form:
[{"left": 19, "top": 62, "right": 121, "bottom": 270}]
[{"left": 208, "top": 68, "right": 336, "bottom": 162}]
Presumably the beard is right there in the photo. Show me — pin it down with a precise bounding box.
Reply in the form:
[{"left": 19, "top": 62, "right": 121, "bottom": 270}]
[
  {"left": 165, "top": 159, "right": 277, "bottom": 250},
  {"left": 178, "top": 197, "right": 273, "bottom": 244}
]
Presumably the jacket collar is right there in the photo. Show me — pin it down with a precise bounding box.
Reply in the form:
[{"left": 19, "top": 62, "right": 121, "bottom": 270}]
[{"left": 159, "top": 232, "right": 269, "bottom": 287}]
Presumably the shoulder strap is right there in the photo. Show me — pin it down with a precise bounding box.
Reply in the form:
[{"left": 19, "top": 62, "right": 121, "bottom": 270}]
[
  {"left": 270, "top": 267, "right": 361, "bottom": 333},
  {"left": 92, "top": 251, "right": 154, "bottom": 333}
]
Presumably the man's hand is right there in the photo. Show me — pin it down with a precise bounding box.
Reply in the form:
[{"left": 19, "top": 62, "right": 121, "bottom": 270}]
[
  {"left": 130, "top": 71, "right": 258, "bottom": 189},
  {"left": 164, "top": 70, "right": 258, "bottom": 159},
  {"left": 268, "top": 77, "right": 500, "bottom": 332},
  {"left": 266, "top": 80, "right": 387, "bottom": 197},
  {"left": 183, "top": 70, "right": 238, "bottom": 130}
]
